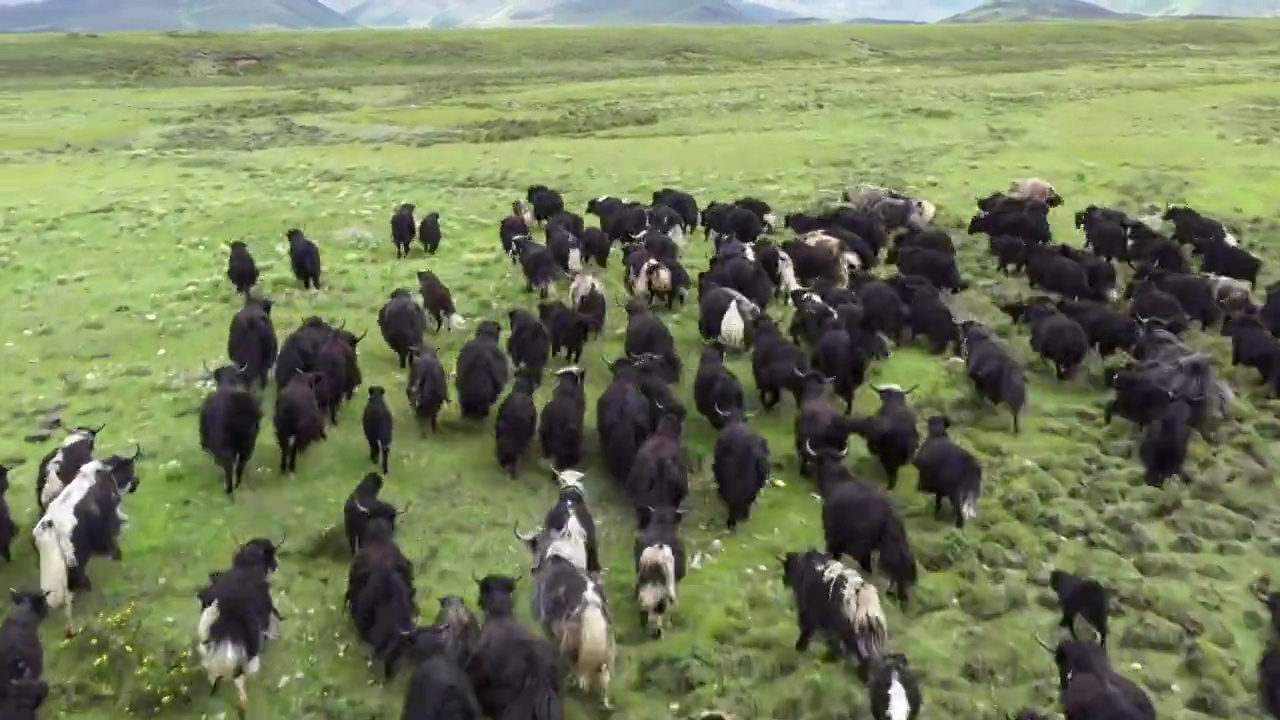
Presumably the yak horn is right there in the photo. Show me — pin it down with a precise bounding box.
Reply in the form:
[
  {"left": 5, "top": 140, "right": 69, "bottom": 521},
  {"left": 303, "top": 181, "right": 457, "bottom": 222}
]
[
  {"left": 236, "top": 362, "right": 249, "bottom": 373},
  {"left": 354, "top": 329, "right": 368, "bottom": 343},
  {"left": 394, "top": 502, "right": 412, "bottom": 517},
  {"left": 714, "top": 403, "right": 729, "bottom": 417},
  {"left": 202, "top": 361, "right": 213, "bottom": 376},
  {"left": 130, "top": 444, "right": 144, "bottom": 460},
  {"left": 1034, "top": 634, "right": 1054, "bottom": 653},
  {"left": 353, "top": 497, "right": 370, "bottom": 514},
  {"left": 793, "top": 367, "right": 806, "bottom": 378},
  {"left": 90, "top": 423, "right": 106, "bottom": 435},
  {"left": 472, "top": 571, "right": 483, "bottom": 584},
  {"left": 836, "top": 444, "right": 848, "bottom": 458},
  {"left": 273, "top": 532, "right": 287, "bottom": 550},
  {"left": 513, "top": 522, "right": 540, "bottom": 542},
  {"left": 803, "top": 439, "right": 817, "bottom": 457},
  {"left": 904, "top": 384, "right": 920, "bottom": 395}
]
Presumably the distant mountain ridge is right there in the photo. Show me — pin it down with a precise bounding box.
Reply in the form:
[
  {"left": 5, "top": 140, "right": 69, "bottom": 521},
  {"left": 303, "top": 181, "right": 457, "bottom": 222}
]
[
  {"left": 941, "top": 0, "right": 1138, "bottom": 22},
  {"left": 0, "top": 0, "right": 1275, "bottom": 33},
  {"left": 0, "top": 0, "right": 355, "bottom": 32}
]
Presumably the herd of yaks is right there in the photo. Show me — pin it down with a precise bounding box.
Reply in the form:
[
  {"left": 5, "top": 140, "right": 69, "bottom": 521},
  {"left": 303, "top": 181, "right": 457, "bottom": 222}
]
[{"left": 1, "top": 179, "right": 1279, "bottom": 720}]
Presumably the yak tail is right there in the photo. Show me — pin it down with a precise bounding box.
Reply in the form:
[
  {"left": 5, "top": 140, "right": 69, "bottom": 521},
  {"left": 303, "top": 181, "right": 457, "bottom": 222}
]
[
  {"left": 576, "top": 602, "right": 613, "bottom": 676},
  {"left": 567, "top": 248, "right": 583, "bottom": 274},
  {"left": 852, "top": 583, "right": 888, "bottom": 663},
  {"left": 447, "top": 313, "right": 467, "bottom": 330},
  {"left": 670, "top": 225, "right": 687, "bottom": 246},
  {"left": 203, "top": 639, "right": 254, "bottom": 683},
  {"left": 639, "top": 544, "right": 677, "bottom": 601},
  {"left": 960, "top": 488, "right": 980, "bottom": 519},
  {"left": 33, "top": 519, "right": 69, "bottom": 609},
  {"left": 197, "top": 601, "right": 220, "bottom": 645}
]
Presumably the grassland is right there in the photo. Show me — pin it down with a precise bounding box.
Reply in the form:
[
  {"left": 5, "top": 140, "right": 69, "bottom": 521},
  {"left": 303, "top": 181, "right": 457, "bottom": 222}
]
[{"left": 1, "top": 19, "right": 1280, "bottom": 720}]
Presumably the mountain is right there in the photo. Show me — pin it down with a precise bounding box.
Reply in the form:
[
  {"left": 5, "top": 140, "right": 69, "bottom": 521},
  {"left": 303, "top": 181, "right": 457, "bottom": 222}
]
[
  {"left": 1091, "top": 0, "right": 1276, "bottom": 15},
  {"left": 941, "top": 0, "right": 1135, "bottom": 21},
  {"left": 331, "top": 0, "right": 804, "bottom": 27},
  {"left": 0, "top": 0, "right": 356, "bottom": 31}
]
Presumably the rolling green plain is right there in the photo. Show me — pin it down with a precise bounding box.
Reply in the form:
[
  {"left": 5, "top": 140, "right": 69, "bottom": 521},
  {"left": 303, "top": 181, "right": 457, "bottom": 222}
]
[{"left": 1, "top": 18, "right": 1280, "bottom": 720}]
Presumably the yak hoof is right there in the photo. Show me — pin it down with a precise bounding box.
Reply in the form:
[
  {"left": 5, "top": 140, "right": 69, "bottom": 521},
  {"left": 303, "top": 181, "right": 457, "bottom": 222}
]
[{"left": 64, "top": 624, "right": 79, "bottom": 639}]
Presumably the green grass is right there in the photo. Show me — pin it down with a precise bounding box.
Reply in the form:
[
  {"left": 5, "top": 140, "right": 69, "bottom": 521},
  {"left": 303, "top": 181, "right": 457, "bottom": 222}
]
[{"left": 2, "top": 19, "right": 1280, "bottom": 720}]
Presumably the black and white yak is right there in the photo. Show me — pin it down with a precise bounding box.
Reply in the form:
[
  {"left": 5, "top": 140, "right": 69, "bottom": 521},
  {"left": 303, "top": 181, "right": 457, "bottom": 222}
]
[
  {"left": 779, "top": 549, "right": 889, "bottom": 678},
  {"left": 868, "top": 653, "right": 923, "bottom": 720},
  {"left": 33, "top": 447, "right": 142, "bottom": 636},
  {"left": 196, "top": 538, "right": 284, "bottom": 719},
  {"left": 515, "top": 470, "right": 613, "bottom": 706},
  {"left": 634, "top": 505, "right": 686, "bottom": 638},
  {"left": 34, "top": 423, "right": 104, "bottom": 511}
]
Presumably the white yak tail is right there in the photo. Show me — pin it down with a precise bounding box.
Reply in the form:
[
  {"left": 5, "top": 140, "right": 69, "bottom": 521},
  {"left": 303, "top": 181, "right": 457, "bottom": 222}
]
[
  {"left": 33, "top": 518, "right": 69, "bottom": 609},
  {"left": 576, "top": 597, "right": 613, "bottom": 674},
  {"left": 852, "top": 582, "right": 888, "bottom": 662},
  {"left": 638, "top": 544, "right": 677, "bottom": 602},
  {"left": 961, "top": 489, "right": 979, "bottom": 519}
]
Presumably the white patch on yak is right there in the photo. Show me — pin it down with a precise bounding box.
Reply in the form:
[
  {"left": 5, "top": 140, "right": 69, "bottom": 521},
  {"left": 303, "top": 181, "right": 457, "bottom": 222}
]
[
  {"left": 763, "top": 212, "right": 779, "bottom": 229},
  {"left": 876, "top": 384, "right": 904, "bottom": 393},
  {"left": 670, "top": 225, "right": 687, "bottom": 246},
  {"left": 556, "top": 469, "right": 586, "bottom": 494},
  {"left": 33, "top": 518, "right": 68, "bottom": 612},
  {"left": 541, "top": 508, "right": 589, "bottom": 572},
  {"left": 887, "top": 671, "right": 910, "bottom": 720},
  {"left": 743, "top": 244, "right": 756, "bottom": 262},
  {"left": 570, "top": 274, "right": 603, "bottom": 308},
  {"left": 820, "top": 559, "right": 864, "bottom": 627},
  {"left": 446, "top": 313, "right": 466, "bottom": 330},
  {"left": 42, "top": 431, "right": 93, "bottom": 508},
  {"left": 567, "top": 247, "right": 582, "bottom": 274},
  {"left": 637, "top": 544, "right": 677, "bottom": 622},
  {"left": 1222, "top": 230, "right": 1239, "bottom": 247},
  {"left": 842, "top": 251, "right": 862, "bottom": 270},
  {"left": 566, "top": 574, "right": 614, "bottom": 704},
  {"left": 719, "top": 300, "right": 746, "bottom": 350},
  {"left": 198, "top": 599, "right": 260, "bottom": 707},
  {"left": 776, "top": 251, "right": 801, "bottom": 294}
]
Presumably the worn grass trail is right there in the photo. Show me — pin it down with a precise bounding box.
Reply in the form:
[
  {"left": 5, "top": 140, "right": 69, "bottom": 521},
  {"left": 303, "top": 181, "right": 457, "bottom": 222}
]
[{"left": 1, "top": 20, "right": 1280, "bottom": 720}]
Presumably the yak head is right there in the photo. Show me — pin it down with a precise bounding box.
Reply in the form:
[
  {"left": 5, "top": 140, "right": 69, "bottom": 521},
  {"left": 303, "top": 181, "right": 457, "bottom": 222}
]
[
  {"left": 431, "top": 595, "right": 480, "bottom": 664},
  {"left": 1036, "top": 635, "right": 1110, "bottom": 692},
  {"left": 925, "top": 414, "right": 951, "bottom": 438},
  {"left": 233, "top": 535, "right": 285, "bottom": 575},
  {"left": 553, "top": 366, "right": 586, "bottom": 389},
  {"left": 871, "top": 383, "right": 919, "bottom": 408},
  {"left": 9, "top": 589, "right": 51, "bottom": 622},
  {"left": 101, "top": 444, "right": 144, "bottom": 495},
  {"left": 205, "top": 362, "right": 252, "bottom": 390},
  {"left": 475, "top": 320, "right": 502, "bottom": 342},
  {"left": 475, "top": 574, "right": 520, "bottom": 618},
  {"left": 285, "top": 228, "right": 305, "bottom": 244}
]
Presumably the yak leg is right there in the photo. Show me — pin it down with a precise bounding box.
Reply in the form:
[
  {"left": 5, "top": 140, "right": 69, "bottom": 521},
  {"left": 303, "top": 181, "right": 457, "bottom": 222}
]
[
  {"left": 234, "top": 454, "right": 250, "bottom": 489},
  {"left": 64, "top": 595, "right": 77, "bottom": 638},
  {"left": 234, "top": 674, "right": 249, "bottom": 719}
]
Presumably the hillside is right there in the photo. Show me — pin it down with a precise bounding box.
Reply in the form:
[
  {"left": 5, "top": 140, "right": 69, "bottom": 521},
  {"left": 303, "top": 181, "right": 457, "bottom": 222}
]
[
  {"left": 0, "top": 0, "right": 355, "bottom": 32},
  {"left": 942, "top": 0, "right": 1136, "bottom": 21}
]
